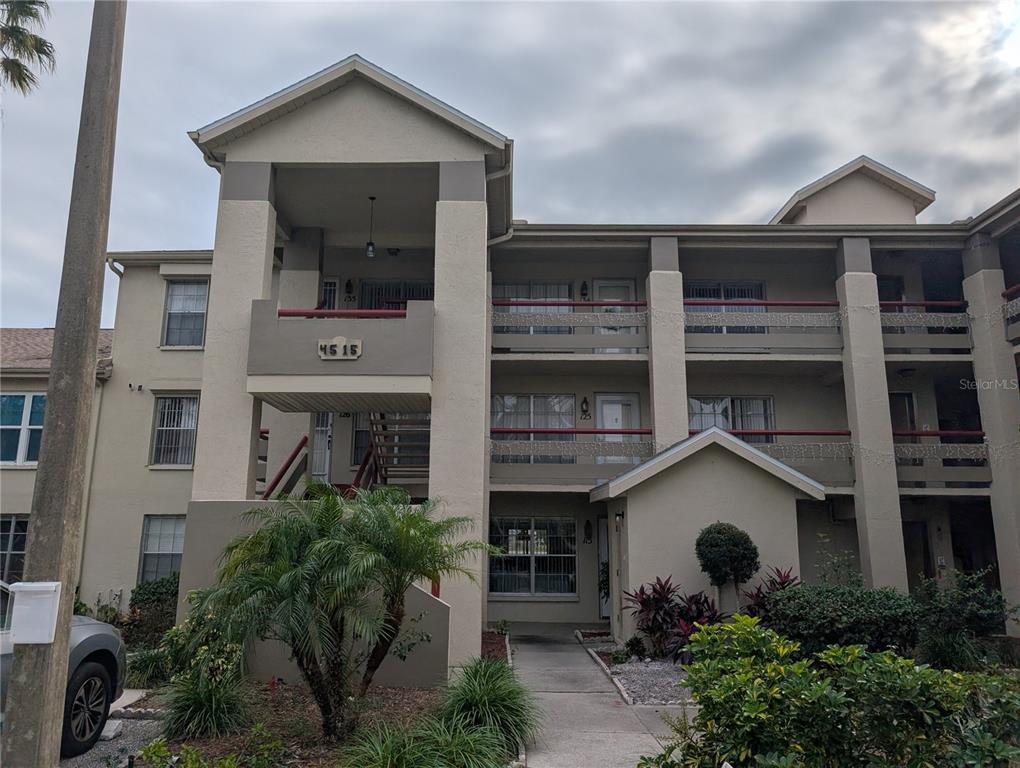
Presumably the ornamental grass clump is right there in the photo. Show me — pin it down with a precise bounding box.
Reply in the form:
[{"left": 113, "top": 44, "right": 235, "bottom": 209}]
[
  {"left": 440, "top": 657, "right": 540, "bottom": 757},
  {"left": 342, "top": 716, "right": 506, "bottom": 768}
]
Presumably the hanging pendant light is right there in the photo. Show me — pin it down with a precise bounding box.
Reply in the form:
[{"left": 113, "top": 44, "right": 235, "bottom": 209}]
[{"left": 365, "top": 196, "right": 376, "bottom": 258}]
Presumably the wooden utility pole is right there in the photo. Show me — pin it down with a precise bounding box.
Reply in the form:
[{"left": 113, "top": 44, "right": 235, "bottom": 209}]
[{"left": 1, "top": 2, "right": 127, "bottom": 765}]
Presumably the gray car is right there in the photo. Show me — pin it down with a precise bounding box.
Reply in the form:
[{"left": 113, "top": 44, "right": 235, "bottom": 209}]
[{"left": 1, "top": 612, "right": 126, "bottom": 758}]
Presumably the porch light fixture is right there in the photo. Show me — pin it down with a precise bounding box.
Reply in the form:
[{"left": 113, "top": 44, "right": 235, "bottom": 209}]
[
  {"left": 580, "top": 397, "right": 591, "bottom": 420},
  {"left": 365, "top": 196, "right": 377, "bottom": 259},
  {"left": 580, "top": 281, "right": 589, "bottom": 300},
  {"left": 344, "top": 279, "right": 354, "bottom": 297},
  {"left": 583, "top": 520, "right": 593, "bottom": 544}
]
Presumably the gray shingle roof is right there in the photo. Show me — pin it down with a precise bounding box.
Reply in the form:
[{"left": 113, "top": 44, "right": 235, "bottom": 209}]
[{"left": 1, "top": 328, "right": 114, "bottom": 374}]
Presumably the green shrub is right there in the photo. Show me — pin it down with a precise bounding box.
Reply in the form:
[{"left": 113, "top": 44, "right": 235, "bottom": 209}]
[
  {"left": 121, "top": 573, "right": 179, "bottom": 649},
  {"left": 137, "top": 727, "right": 283, "bottom": 768},
  {"left": 637, "top": 616, "right": 1020, "bottom": 768},
  {"left": 624, "top": 635, "right": 646, "bottom": 658},
  {"left": 440, "top": 657, "right": 540, "bottom": 756},
  {"left": 126, "top": 645, "right": 171, "bottom": 688},
  {"left": 764, "top": 582, "right": 919, "bottom": 655},
  {"left": 695, "top": 522, "right": 760, "bottom": 599},
  {"left": 163, "top": 661, "right": 249, "bottom": 740},
  {"left": 342, "top": 716, "right": 505, "bottom": 768},
  {"left": 914, "top": 569, "right": 1009, "bottom": 671}
]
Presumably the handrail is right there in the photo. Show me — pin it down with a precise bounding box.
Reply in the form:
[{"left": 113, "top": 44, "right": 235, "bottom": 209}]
[
  {"left": 278, "top": 308, "right": 407, "bottom": 318},
  {"left": 491, "top": 427, "right": 653, "bottom": 435},
  {"left": 1003, "top": 284, "right": 1020, "bottom": 300},
  {"left": 259, "top": 428, "right": 269, "bottom": 437},
  {"left": 684, "top": 299, "right": 839, "bottom": 307},
  {"left": 350, "top": 443, "right": 375, "bottom": 490},
  {"left": 261, "top": 435, "right": 308, "bottom": 500},
  {"left": 690, "top": 428, "right": 851, "bottom": 436},
  {"left": 492, "top": 299, "right": 647, "bottom": 308},
  {"left": 878, "top": 300, "right": 967, "bottom": 309}
]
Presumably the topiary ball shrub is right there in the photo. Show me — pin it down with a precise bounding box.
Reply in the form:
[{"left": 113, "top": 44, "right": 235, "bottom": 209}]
[
  {"left": 764, "top": 583, "right": 919, "bottom": 655},
  {"left": 695, "top": 522, "right": 760, "bottom": 590}
]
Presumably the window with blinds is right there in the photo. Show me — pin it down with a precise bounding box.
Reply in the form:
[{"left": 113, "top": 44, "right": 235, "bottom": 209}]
[
  {"left": 491, "top": 394, "right": 575, "bottom": 464},
  {"left": 139, "top": 515, "right": 186, "bottom": 583},
  {"left": 0, "top": 515, "right": 28, "bottom": 583},
  {"left": 684, "top": 280, "right": 765, "bottom": 334},
  {"left": 151, "top": 396, "right": 199, "bottom": 465},
  {"left": 489, "top": 516, "right": 577, "bottom": 595},
  {"left": 688, "top": 395, "right": 775, "bottom": 443},
  {"left": 163, "top": 281, "right": 209, "bottom": 347},
  {"left": 492, "top": 282, "right": 572, "bottom": 334}
]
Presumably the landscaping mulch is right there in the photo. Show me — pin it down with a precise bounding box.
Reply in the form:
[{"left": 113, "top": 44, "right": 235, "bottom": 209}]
[
  {"left": 482, "top": 630, "right": 508, "bottom": 662},
  {"left": 152, "top": 681, "right": 441, "bottom": 767}
]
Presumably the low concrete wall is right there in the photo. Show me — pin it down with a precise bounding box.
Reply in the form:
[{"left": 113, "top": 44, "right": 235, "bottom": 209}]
[{"left": 178, "top": 500, "right": 451, "bottom": 688}]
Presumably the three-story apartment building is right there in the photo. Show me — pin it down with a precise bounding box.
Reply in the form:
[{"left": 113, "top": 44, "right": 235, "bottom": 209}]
[{"left": 3, "top": 55, "right": 1018, "bottom": 682}]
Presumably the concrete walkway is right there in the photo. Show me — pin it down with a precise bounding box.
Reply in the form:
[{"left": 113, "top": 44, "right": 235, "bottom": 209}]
[{"left": 510, "top": 624, "right": 679, "bottom": 768}]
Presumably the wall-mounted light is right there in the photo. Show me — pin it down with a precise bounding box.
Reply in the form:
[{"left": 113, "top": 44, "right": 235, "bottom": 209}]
[
  {"left": 583, "top": 520, "right": 593, "bottom": 544},
  {"left": 365, "top": 196, "right": 376, "bottom": 259},
  {"left": 344, "top": 279, "right": 354, "bottom": 297},
  {"left": 580, "top": 396, "right": 591, "bottom": 420},
  {"left": 580, "top": 281, "right": 589, "bottom": 300}
]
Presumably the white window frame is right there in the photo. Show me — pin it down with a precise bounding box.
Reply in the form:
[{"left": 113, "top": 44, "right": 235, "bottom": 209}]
[
  {"left": 138, "top": 515, "right": 186, "bottom": 584},
  {"left": 161, "top": 279, "right": 209, "bottom": 348},
  {"left": 0, "top": 393, "right": 46, "bottom": 465},
  {"left": 688, "top": 394, "right": 776, "bottom": 443},
  {"left": 149, "top": 394, "right": 200, "bottom": 467},
  {"left": 489, "top": 516, "right": 577, "bottom": 597}
]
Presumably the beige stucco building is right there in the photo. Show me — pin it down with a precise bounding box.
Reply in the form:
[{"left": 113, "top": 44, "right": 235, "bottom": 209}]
[{"left": 3, "top": 56, "right": 1019, "bottom": 679}]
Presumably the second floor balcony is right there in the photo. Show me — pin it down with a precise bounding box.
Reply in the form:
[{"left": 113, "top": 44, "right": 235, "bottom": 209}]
[
  {"left": 1004, "top": 284, "right": 1020, "bottom": 349},
  {"left": 247, "top": 299, "right": 434, "bottom": 413},
  {"left": 491, "top": 299, "right": 648, "bottom": 356}
]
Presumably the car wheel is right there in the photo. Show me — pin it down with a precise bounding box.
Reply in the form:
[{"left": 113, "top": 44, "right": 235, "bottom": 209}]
[{"left": 60, "top": 660, "right": 112, "bottom": 758}]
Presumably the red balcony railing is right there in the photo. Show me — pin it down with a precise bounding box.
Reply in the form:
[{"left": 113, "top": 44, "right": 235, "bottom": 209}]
[{"left": 278, "top": 308, "right": 407, "bottom": 319}]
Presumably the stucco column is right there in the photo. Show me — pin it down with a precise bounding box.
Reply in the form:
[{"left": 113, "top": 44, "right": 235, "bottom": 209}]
[
  {"left": 192, "top": 162, "right": 277, "bottom": 501},
  {"left": 836, "top": 237, "right": 908, "bottom": 590},
  {"left": 264, "top": 228, "right": 322, "bottom": 485},
  {"left": 647, "top": 268, "right": 689, "bottom": 450},
  {"left": 962, "top": 233, "right": 1020, "bottom": 630},
  {"left": 429, "top": 161, "right": 490, "bottom": 667}
]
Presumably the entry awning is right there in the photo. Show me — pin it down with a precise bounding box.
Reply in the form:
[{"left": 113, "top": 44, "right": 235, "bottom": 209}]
[{"left": 590, "top": 426, "right": 826, "bottom": 502}]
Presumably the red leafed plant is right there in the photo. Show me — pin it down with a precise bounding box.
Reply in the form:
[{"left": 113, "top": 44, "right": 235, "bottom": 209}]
[
  {"left": 668, "top": 591, "right": 726, "bottom": 663},
  {"left": 741, "top": 566, "right": 801, "bottom": 620},
  {"left": 623, "top": 576, "right": 682, "bottom": 657}
]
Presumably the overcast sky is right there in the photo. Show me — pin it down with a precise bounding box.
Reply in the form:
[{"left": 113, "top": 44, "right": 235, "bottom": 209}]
[{"left": 2, "top": 1, "right": 1018, "bottom": 328}]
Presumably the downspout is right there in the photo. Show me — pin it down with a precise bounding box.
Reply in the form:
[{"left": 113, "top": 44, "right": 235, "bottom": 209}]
[
  {"left": 486, "top": 142, "right": 515, "bottom": 247},
  {"left": 105, "top": 257, "right": 123, "bottom": 278}
]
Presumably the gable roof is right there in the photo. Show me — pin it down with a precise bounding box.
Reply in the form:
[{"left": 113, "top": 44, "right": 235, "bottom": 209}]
[
  {"left": 589, "top": 427, "right": 826, "bottom": 502},
  {"left": 189, "top": 54, "right": 508, "bottom": 161},
  {"left": 770, "top": 155, "right": 936, "bottom": 225},
  {"left": 1, "top": 328, "right": 114, "bottom": 377}
]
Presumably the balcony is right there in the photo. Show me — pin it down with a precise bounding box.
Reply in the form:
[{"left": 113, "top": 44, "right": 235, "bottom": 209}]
[
  {"left": 892, "top": 431, "right": 991, "bottom": 488},
  {"left": 491, "top": 300, "right": 648, "bottom": 356},
  {"left": 489, "top": 427, "right": 654, "bottom": 487},
  {"left": 878, "top": 301, "right": 972, "bottom": 356},
  {"left": 246, "top": 299, "right": 434, "bottom": 413},
  {"left": 684, "top": 300, "right": 842, "bottom": 355},
  {"left": 1004, "top": 285, "right": 1020, "bottom": 348}
]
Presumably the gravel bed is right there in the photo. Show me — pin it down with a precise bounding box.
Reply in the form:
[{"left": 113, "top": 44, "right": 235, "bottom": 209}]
[
  {"left": 60, "top": 718, "right": 163, "bottom": 768},
  {"left": 610, "top": 659, "right": 692, "bottom": 705}
]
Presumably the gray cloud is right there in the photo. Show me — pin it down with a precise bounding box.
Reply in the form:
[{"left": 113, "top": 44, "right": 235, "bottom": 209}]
[{"left": 2, "top": 1, "right": 1017, "bottom": 327}]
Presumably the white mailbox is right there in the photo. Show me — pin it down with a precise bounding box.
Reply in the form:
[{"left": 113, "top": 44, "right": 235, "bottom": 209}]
[{"left": 10, "top": 581, "right": 62, "bottom": 644}]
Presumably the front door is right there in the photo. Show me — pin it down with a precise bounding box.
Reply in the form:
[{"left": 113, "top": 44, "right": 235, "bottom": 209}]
[
  {"left": 596, "top": 393, "right": 641, "bottom": 464},
  {"left": 311, "top": 412, "right": 333, "bottom": 482},
  {"left": 593, "top": 279, "right": 636, "bottom": 353},
  {"left": 597, "top": 517, "right": 610, "bottom": 619}
]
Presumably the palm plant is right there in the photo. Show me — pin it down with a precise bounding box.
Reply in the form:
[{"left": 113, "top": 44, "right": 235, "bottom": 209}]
[
  {"left": 1, "top": 0, "right": 55, "bottom": 95},
  {"left": 195, "top": 487, "right": 382, "bottom": 740},
  {"left": 345, "top": 486, "right": 492, "bottom": 695}
]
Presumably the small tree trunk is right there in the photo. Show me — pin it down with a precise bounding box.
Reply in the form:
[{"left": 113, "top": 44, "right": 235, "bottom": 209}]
[
  {"left": 360, "top": 599, "right": 405, "bottom": 696},
  {"left": 293, "top": 650, "right": 339, "bottom": 740}
]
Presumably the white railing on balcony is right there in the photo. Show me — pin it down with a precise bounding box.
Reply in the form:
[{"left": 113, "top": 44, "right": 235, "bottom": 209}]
[
  {"left": 491, "top": 300, "right": 648, "bottom": 354},
  {"left": 878, "top": 301, "right": 971, "bottom": 353},
  {"left": 683, "top": 300, "right": 842, "bottom": 354}
]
